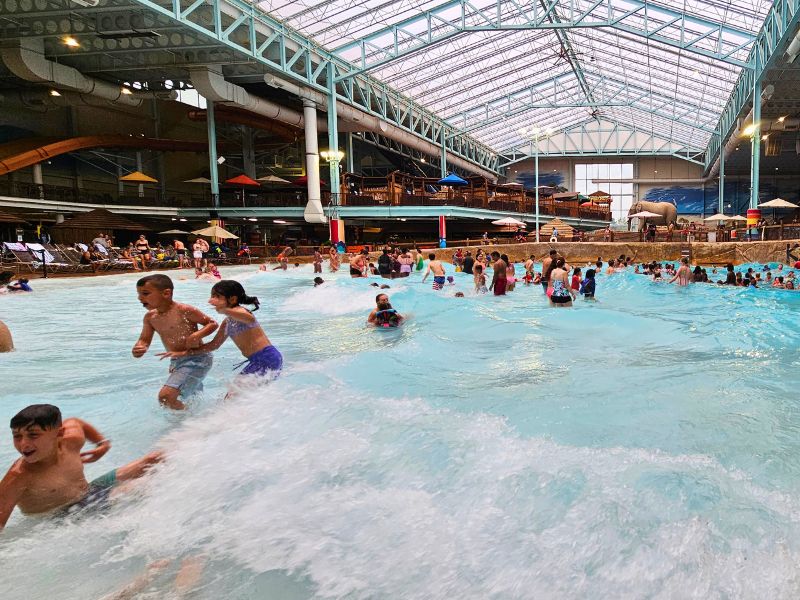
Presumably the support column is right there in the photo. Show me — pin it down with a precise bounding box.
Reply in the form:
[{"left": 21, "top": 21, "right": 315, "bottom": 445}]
[
  {"left": 718, "top": 135, "right": 725, "bottom": 214},
  {"left": 152, "top": 98, "right": 166, "bottom": 199},
  {"left": 135, "top": 151, "right": 144, "bottom": 198},
  {"left": 440, "top": 129, "right": 447, "bottom": 177},
  {"left": 32, "top": 163, "right": 44, "bottom": 199},
  {"left": 117, "top": 163, "right": 124, "bottom": 195},
  {"left": 206, "top": 100, "right": 220, "bottom": 211},
  {"left": 346, "top": 132, "right": 354, "bottom": 173},
  {"left": 748, "top": 77, "right": 762, "bottom": 238},
  {"left": 438, "top": 215, "right": 446, "bottom": 248},
  {"left": 534, "top": 140, "right": 540, "bottom": 243},
  {"left": 242, "top": 126, "right": 256, "bottom": 179},
  {"left": 326, "top": 65, "right": 343, "bottom": 243},
  {"left": 303, "top": 98, "right": 325, "bottom": 225}
]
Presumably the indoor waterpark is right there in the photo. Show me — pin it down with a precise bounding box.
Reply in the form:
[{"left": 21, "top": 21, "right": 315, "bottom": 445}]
[{"left": 2, "top": 0, "right": 800, "bottom": 598}]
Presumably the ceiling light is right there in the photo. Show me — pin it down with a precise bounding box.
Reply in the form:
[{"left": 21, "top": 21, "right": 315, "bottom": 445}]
[
  {"left": 62, "top": 36, "right": 79, "bottom": 48},
  {"left": 49, "top": 89, "right": 61, "bottom": 97},
  {"left": 179, "top": 218, "right": 187, "bottom": 222},
  {"left": 762, "top": 134, "right": 769, "bottom": 141},
  {"left": 217, "top": 156, "right": 226, "bottom": 164},
  {"left": 778, "top": 116, "right": 787, "bottom": 123},
  {"left": 248, "top": 217, "right": 258, "bottom": 222},
  {"left": 420, "top": 158, "right": 426, "bottom": 163},
  {"left": 742, "top": 123, "right": 758, "bottom": 137},
  {"left": 273, "top": 219, "right": 287, "bottom": 224},
  {"left": 120, "top": 87, "right": 132, "bottom": 95},
  {"left": 400, "top": 218, "right": 407, "bottom": 221},
  {"left": 171, "top": 218, "right": 177, "bottom": 221}
]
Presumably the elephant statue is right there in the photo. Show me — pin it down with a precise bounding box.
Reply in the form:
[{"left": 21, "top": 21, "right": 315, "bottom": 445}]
[{"left": 627, "top": 200, "right": 678, "bottom": 231}]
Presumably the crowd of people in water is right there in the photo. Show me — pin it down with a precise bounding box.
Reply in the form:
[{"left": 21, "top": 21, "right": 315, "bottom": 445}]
[{"left": 3, "top": 240, "right": 800, "bottom": 595}]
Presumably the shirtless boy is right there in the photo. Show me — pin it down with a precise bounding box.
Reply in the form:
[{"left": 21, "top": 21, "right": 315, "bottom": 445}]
[
  {"left": 421, "top": 253, "right": 446, "bottom": 290},
  {"left": 0, "top": 404, "right": 161, "bottom": 529},
  {"left": 273, "top": 246, "right": 293, "bottom": 271},
  {"left": 489, "top": 251, "right": 507, "bottom": 296},
  {"left": 133, "top": 274, "right": 218, "bottom": 410},
  {"left": 349, "top": 250, "right": 368, "bottom": 278}
]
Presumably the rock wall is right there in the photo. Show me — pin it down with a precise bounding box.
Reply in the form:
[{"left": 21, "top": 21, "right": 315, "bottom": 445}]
[{"left": 411, "top": 240, "right": 800, "bottom": 265}]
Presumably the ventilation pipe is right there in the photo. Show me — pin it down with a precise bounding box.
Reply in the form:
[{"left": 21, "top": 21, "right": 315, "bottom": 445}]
[
  {"left": 0, "top": 39, "right": 145, "bottom": 107},
  {"left": 264, "top": 74, "right": 496, "bottom": 181}
]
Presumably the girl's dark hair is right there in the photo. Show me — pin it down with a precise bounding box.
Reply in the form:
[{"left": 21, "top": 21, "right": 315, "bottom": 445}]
[
  {"left": 573, "top": 267, "right": 581, "bottom": 275},
  {"left": 555, "top": 258, "right": 565, "bottom": 268},
  {"left": 211, "top": 280, "right": 260, "bottom": 311},
  {"left": 586, "top": 269, "right": 596, "bottom": 278}
]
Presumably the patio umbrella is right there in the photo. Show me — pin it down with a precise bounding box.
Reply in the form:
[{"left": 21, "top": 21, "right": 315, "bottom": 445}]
[
  {"left": 729, "top": 215, "right": 748, "bottom": 221},
  {"left": 225, "top": 174, "right": 260, "bottom": 207},
  {"left": 293, "top": 176, "right": 327, "bottom": 186},
  {"left": 257, "top": 175, "right": 290, "bottom": 184},
  {"left": 491, "top": 216, "right": 526, "bottom": 227},
  {"left": 120, "top": 170, "right": 158, "bottom": 183},
  {"left": 758, "top": 198, "right": 799, "bottom": 208},
  {"left": 703, "top": 213, "right": 730, "bottom": 221},
  {"left": 628, "top": 210, "right": 662, "bottom": 219},
  {"left": 159, "top": 229, "right": 191, "bottom": 235},
  {"left": 183, "top": 177, "right": 212, "bottom": 184},
  {"left": 192, "top": 225, "right": 239, "bottom": 239},
  {"left": 437, "top": 173, "right": 468, "bottom": 186}
]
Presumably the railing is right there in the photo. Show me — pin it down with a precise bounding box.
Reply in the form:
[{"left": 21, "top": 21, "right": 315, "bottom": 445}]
[{"left": 339, "top": 190, "right": 611, "bottom": 220}]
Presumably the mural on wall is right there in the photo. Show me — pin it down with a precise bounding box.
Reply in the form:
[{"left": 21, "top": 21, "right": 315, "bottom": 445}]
[
  {"left": 515, "top": 171, "right": 566, "bottom": 190},
  {"left": 643, "top": 183, "right": 796, "bottom": 216}
]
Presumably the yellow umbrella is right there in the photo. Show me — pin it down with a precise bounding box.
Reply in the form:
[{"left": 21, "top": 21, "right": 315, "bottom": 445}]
[
  {"left": 192, "top": 225, "right": 239, "bottom": 239},
  {"left": 120, "top": 170, "right": 158, "bottom": 183}
]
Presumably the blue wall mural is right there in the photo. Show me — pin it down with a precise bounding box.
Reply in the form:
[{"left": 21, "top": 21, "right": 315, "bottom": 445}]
[
  {"left": 515, "top": 171, "right": 565, "bottom": 190},
  {"left": 644, "top": 182, "right": 799, "bottom": 216}
]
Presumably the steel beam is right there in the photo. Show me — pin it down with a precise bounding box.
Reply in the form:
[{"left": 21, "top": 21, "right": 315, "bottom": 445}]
[{"left": 332, "top": 0, "right": 756, "bottom": 74}]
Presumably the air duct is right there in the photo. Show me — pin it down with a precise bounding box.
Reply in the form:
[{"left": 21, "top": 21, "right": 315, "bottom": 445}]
[
  {"left": 0, "top": 39, "right": 145, "bottom": 107},
  {"left": 265, "top": 74, "right": 496, "bottom": 180}
]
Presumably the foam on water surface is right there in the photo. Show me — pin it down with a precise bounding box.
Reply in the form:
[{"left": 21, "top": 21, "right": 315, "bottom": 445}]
[{"left": 1, "top": 263, "right": 800, "bottom": 599}]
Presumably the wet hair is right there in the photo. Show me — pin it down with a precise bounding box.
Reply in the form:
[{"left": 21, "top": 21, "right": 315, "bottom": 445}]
[
  {"left": 313, "top": 277, "right": 324, "bottom": 286},
  {"left": 491, "top": 251, "right": 500, "bottom": 259},
  {"left": 211, "top": 280, "right": 260, "bottom": 311},
  {"left": 500, "top": 254, "right": 509, "bottom": 263},
  {"left": 549, "top": 250, "right": 557, "bottom": 256},
  {"left": 428, "top": 253, "right": 436, "bottom": 260},
  {"left": 475, "top": 264, "right": 483, "bottom": 273},
  {"left": 10, "top": 404, "right": 62, "bottom": 431},
  {"left": 585, "top": 269, "right": 596, "bottom": 279},
  {"left": 555, "top": 258, "right": 565, "bottom": 269},
  {"left": 376, "top": 293, "right": 389, "bottom": 303},
  {"left": 454, "top": 292, "right": 465, "bottom": 297},
  {"left": 137, "top": 274, "right": 173, "bottom": 291},
  {"left": 18, "top": 278, "right": 29, "bottom": 284}
]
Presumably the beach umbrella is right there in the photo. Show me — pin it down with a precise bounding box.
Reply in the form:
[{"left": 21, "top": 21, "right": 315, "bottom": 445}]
[
  {"left": 159, "top": 229, "right": 191, "bottom": 235},
  {"left": 293, "top": 175, "right": 327, "bottom": 186},
  {"left": 257, "top": 175, "right": 290, "bottom": 184},
  {"left": 120, "top": 170, "right": 158, "bottom": 183},
  {"left": 491, "top": 216, "right": 526, "bottom": 227},
  {"left": 703, "top": 213, "right": 730, "bottom": 221},
  {"left": 192, "top": 225, "right": 239, "bottom": 239},
  {"left": 183, "top": 177, "right": 212, "bottom": 184},
  {"left": 758, "top": 198, "right": 799, "bottom": 209},
  {"left": 437, "top": 173, "right": 468, "bottom": 186},
  {"left": 225, "top": 174, "right": 260, "bottom": 186},
  {"left": 628, "top": 210, "right": 662, "bottom": 219},
  {"left": 729, "top": 215, "right": 748, "bottom": 221}
]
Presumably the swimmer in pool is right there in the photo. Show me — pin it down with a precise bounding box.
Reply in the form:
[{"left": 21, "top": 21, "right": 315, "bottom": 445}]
[
  {"left": 367, "top": 293, "right": 404, "bottom": 327},
  {"left": 422, "top": 252, "right": 446, "bottom": 290},
  {"left": 159, "top": 280, "right": 283, "bottom": 380},
  {"left": 0, "top": 404, "right": 162, "bottom": 529},
  {"left": 133, "top": 274, "right": 218, "bottom": 410},
  {"left": 669, "top": 257, "right": 692, "bottom": 286}
]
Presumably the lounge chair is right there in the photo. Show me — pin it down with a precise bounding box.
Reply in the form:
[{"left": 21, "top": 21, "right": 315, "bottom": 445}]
[
  {"left": 52, "top": 244, "right": 101, "bottom": 273},
  {"left": 3, "top": 242, "right": 72, "bottom": 273}
]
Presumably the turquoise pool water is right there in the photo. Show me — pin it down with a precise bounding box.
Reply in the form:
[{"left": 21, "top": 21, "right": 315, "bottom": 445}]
[{"left": 2, "top": 262, "right": 800, "bottom": 599}]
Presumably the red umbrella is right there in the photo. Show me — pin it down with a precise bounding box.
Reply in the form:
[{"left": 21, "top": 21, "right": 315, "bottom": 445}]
[
  {"left": 225, "top": 174, "right": 260, "bottom": 186},
  {"left": 293, "top": 176, "right": 327, "bottom": 186}
]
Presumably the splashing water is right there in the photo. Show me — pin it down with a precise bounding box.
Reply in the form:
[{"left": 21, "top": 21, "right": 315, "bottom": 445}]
[{"left": 1, "top": 263, "right": 800, "bottom": 599}]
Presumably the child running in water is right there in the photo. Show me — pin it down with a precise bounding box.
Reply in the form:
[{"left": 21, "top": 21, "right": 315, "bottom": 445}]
[
  {"left": 159, "top": 280, "right": 283, "bottom": 380},
  {"left": 0, "top": 404, "right": 161, "bottom": 528},
  {"left": 133, "top": 274, "right": 218, "bottom": 410}
]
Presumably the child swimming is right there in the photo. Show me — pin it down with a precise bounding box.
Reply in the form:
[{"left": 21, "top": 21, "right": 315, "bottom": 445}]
[
  {"left": 367, "top": 293, "right": 404, "bottom": 327},
  {"left": 473, "top": 264, "right": 488, "bottom": 294},
  {"left": 133, "top": 274, "right": 218, "bottom": 410},
  {"left": 0, "top": 404, "right": 161, "bottom": 528},
  {"left": 579, "top": 268, "right": 596, "bottom": 300},
  {"left": 159, "top": 280, "right": 283, "bottom": 380}
]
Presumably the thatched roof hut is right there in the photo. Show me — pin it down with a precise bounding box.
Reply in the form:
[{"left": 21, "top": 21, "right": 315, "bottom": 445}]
[{"left": 540, "top": 217, "right": 575, "bottom": 240}]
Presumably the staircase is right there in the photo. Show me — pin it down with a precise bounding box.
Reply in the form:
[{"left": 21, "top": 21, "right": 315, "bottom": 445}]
[{"left": 680, "top": 243, "right": 692, "bottom": 262}]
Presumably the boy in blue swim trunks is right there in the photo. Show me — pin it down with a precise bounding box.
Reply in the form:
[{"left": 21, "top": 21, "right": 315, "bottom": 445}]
[
  {"left": 133, "top": 274, "right": 218, "bottom": 410},
  {"left": 0, "top": 404, "right": 162, "bottom": 529},
  {"left": 421, "top": 253, "right": 447, "bottom": 290}
]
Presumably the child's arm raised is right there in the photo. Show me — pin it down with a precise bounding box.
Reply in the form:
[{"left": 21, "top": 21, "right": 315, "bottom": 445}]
[
  {"left": 132, "top": 314, "right": 155, "bottom": 358},
  {"left": 184, "top": 307, "right": 218, "bottom": 349},
  {"left": 63, "top": 418, "right": 111, "bottom": 464}
]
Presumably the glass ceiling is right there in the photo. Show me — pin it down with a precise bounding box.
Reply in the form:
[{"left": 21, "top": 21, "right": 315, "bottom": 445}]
[{"left": 259, "top": 0, "right": 773, "bottom": 154}]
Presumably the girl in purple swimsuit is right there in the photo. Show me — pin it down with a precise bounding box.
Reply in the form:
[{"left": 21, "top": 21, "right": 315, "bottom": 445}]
[{"left": 160, "top": 280, "right": 282, "bottom": 378}]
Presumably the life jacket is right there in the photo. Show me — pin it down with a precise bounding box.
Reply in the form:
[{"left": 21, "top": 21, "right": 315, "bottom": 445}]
[{"left": 375, "top": 308, "right": 399, "bottom": 327}]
